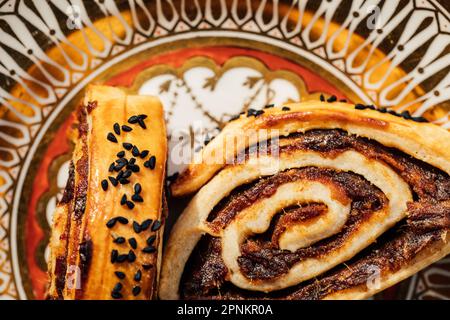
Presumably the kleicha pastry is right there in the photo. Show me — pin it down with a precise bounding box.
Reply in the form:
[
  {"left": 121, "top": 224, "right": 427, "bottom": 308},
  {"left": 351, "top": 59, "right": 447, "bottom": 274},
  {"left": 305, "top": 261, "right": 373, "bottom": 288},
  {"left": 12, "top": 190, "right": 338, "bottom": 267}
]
[
  {"left": 47, "top": 85, "right": 167, "bottom": 300},
  {"left": 159, "top": 100, "right": 450, "bottom": 300}
]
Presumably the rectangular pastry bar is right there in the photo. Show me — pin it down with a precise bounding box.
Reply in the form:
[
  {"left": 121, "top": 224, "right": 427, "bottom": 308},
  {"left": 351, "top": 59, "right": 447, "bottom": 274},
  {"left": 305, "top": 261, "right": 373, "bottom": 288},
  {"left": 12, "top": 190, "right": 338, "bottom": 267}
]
[{"left": 47, "top": 85, "right": 167, "bottom": 300}]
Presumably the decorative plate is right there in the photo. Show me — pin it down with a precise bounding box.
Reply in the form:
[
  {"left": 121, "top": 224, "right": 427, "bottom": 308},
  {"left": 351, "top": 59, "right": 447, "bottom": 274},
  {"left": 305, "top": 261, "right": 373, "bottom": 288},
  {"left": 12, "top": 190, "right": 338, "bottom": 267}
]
[{"left": 0, "top": 0, "right": 449, "bottom": 300}]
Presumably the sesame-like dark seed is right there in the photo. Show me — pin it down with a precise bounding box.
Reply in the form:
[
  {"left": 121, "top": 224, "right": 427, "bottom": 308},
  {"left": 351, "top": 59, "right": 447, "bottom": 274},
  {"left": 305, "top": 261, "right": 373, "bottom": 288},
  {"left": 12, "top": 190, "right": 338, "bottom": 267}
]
[
  {"left": 401, "top": 110, "right": 411, "bottom": 119},
  {"left": 113, "top": 282, "right": 123, "bottom": 292},
  {"left": 117, "top": 170, "right": 124, "bottom": 180},
  {"left": 148, "top": 156, "right": 156, "bottom": 169},
  {"left": 142, "top": 246, "right": 156, "bottom": 254},
  {"left": 134, "top": 270, "right": 142, "bottom": 282},
  {"left": 264, "top": 104, "right": 274, "bottom": 109},
  {"left": 132, "top": 286, "right": 141, "bottom": 296},
  {"left": 123, "top": 142, "right": 133, "bottom": 150},
  {"left": 121, "top": 125, "right": 132, "bottom": 132},
  {"left": 116, "top": 216, "right": 129, "bottom": 224},
  {"left": 139, "top": 114, "right": 148, "bottom": 120},
  {"left": 130, "top": 165, "right": 140, "bottom": 173},
  {"left": 167, "top": 172, "right": 179, "bottom": 182},
  {"left": 412, "top": 116, "right": 428, "bottom": 123},
  {"left": 122, "top": 169, "right": 132, "bottom": 179},
  {"left": 246, "top": 108, "right": 257, "bottom": 117},
  {"left": 379, "top": 107, "right": 387, "bottom": 113},
  {"left": 117, "top": 150, "right": 125, "bottom": 158},
  {"left": 106, "top": 218, "right": 117, "bottom": 228},
  {"left": 366, "top": 104, "right": 376, "bottom": 110},
  {"left": 134, "top": 183, "right": 142, "bottom": 194},
  {"left": 388, "top": 110, "right": 399, "bottom": 116},
  {"left": 229, "top": 114, "right": 240, "bottom": 121},
  {"left": 138, "top": 118, "right": 146, "bottom": 129},
  {"left": 114, "top": 271, "right": 126, "bottom": 280},
  {"left": 113, "top": 237, "right": 125, "bottom": 244},
  {"left": 128, "top": 238, "right": 137, "bottom": 249},
  {"left": 255, "top": 110, "right": 264, "bottom": 117},
  {"left": 128, "top": 115, "right": 139, "bottom": 124},
  {"left": 355, "top": 104, "right": 366, "bottom": 110},
  {"left": 111, "top": 249, "right": 118, "bottom": 263},
  {"left": 133, "top": 221, "right": 141, "bottom": 233},
  {"left": 116, "top": 157, "right": 128, "bottom": 165},
  {"left": 132, "top": 146, "right": 140, "bottom": 157},
  {"left": 140, "top": 219, "right": 152, "bottom": 231},
  {"left": 327, "top": 95, "right": 337, "bottom": 102},
  {"left": 113, "top": 123, "right": 120, "bottom": 135},
  {"left": 108, "top": 162, "right": 115, "bottom": 172},
  {"left": 129, "top": 158, "right": 136, "bottom": 165},
  {"left": 140, "top": 150, "right": 149, "bottom": 158},
  {"left": 111, "top": 291, "right": 122, "bottom": 299},
  {"left": 319, "top": 94, "right": 325, "bottom": 102},
  {"left": 142, "top": 264, "right": 153, "bottom": 270},
  {"left": 282, "top": 106, "right": 290, "bottom": 111},
  {"left": 204, "top": 137, "right": 211, "bottom": 146},
  {"left": 108, "top": 176, "right": 118, "bottom": 187},
  {"left": 128, "top": 250, "right": 136, "bottom": 262},
  {"left": 151, "top": 220, "right": 162, "bottom": 232},
  {"left": 340, "top": 99, "right": 347, "bottom": 102},
  {"left": 126, "top": 201, "right": 135, "bottom": 209},
  {"left": 120, "top": 194, "right": 127, "bottom": 205},
  {"left": 116, "top": 254, "right": 128, "bottom": 263},
  {"left": 146, "top": 235, "right": 156, "bottom": 246},
  {"left": 101, "top": 179, "right": 108, "bottom": 191},
  {"left": 107, "top": 132, "right": 118, "bottom": 143},
  {"left": 132, "top": 194, "right": 143, "bottom": 203},
  {"left": 120, "top": 178, "right": 130, "bottom": 185}
]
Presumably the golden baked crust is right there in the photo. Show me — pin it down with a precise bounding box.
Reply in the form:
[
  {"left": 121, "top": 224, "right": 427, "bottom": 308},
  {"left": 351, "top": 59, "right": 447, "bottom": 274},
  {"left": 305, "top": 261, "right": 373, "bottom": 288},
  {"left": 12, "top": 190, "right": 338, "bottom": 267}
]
[
  {"left": 47, "top": 85, "right": 167, "bottom": 300},
  {"left": 160, "top": 101, "right": 450, "bottom": 300}
]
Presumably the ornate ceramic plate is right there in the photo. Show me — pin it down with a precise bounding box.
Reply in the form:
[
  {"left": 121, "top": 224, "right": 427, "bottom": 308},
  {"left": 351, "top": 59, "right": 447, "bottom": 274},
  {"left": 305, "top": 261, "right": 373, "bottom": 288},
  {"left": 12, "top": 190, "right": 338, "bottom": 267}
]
[{"left": 0, "top": 0, "right": 449, "bottom": 300}]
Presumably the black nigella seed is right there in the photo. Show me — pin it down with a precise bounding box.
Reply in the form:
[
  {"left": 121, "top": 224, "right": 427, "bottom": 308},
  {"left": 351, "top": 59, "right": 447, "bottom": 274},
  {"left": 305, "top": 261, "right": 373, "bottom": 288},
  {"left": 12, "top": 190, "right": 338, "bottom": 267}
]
[
  {"left": 116, "top": 254, "right": 128, "bottom": 263},
  {"left": 122, "top": 125, "right": 132, "bottom": 132},
  {"left": 320, "top": 94, "right": 325, "bottom": 102},
  {"left": 120, "top": 178, "right": 130, "bottom": 185},
  {"left": 151, "top": 220, "right": 162, "bottom": 232},
  {"left": 148, "top": 156, "right": 156, "bottom": 169},
  {"left": 132, "top": 194, "right": 143, "bottom": 203},
  {"left": 128, "top": 238, "right": 137, "bottom": 249},
  {"left": 113, "top": 237, "right": 125, "bottom": 244},
  {"left": 412, "top": 116, "right": 428, "bottom": 123},
  {"left": 388, "top": 110, "right": 399, "bottom": 116},
  {"left": 229, "top": 114, "right": 240, "bottom": 121},
  {"left": 123, "top": 142, "right": 133, "bottom": 150},
  {"left": 132, "top": 146, "right": 140, "bottom": 157},
  {"left": 122, "top": 169, "right": 132, "bottom": 179},
  {"left": 117, "top": 151, "right": 125, "bottom": 158},
  {"left": 133, "top": 221, "right": 142, "bottom": 233},
  {"left": 116, "top": 158, "right": 128, "bottom": 166},
  {"left": 111, "top": 291, "right": 122, "bottom": 299},
  {"left": 109, "top": 162, "right": 115, "bottom": 172},
  {"left": 128, "top": 115, "right": 139, "bottom": 124},
  {"left": 129, "top": 158, "right": 136, "bottom": 165},
  {"left": 130, "top": 165, "right": 140, "bottom": 173},
  {"left": 142, "top": 246, "right": 156, "bottom": 254},
  {"left": 108, "top": 176, "right": 118, "bottom": 187},
  {"left": 134, "top": 183, "right": 142, "bottom": 194},
  {"left": 264, "top": 104, "right": 274, "bottom": 109},
  {"left": 340, "top": 99, "right": 347, "bottom": 102},
  {"left": 116, "top": 216, "right": 129, "bottom": 225},
  {"left": 106, "top": 218, "right": 117, "bottom": 228},
  {"left": 204, "top": 137, "right": 211, "bottom": 146},
  {"left": 282, "top": 106, "right": 290, "bottom": 111},
  {"left": 121, "top": 194, "right": 127, "bottom": 205},
  {"left": 355, "top": 104, "right": 366, "bottom": 110},
  {"left": 107, "top": 132, "right": 118, "bottom": 143},
  {"left": 113, "top": 123, "right": 120, "bottom": 135},
  {"left": 126, "top": 201, "right": 135, "bottom": 209},
  {"left": 379, "top": 107, "right": 387, "bottom": 113},
  {"left": 134, "top": 270, "right": 142, "bottom": 282},
  {"left": 128, "top": 250, "right": 136, "bottom": 262},
  {"left": 132, "top": 286, "right": 141, "bottom": 296},
  {"left": 146, "top": 235, "right": 156, "bottom": 246},
  {"left": 117, "top": 171, "right": 124, "bottom": 181},
  {"left": 366, "top": 104, "right": 376, "bottom": 110},
  {"left": 138, "top": 118, "right": 146, "bottom": 129},
  {"left": 246, "top": 108, "right": 256, "bottom": 117},
  {"left": 101, "top": 179, "right": 108, "bottom": 191},
  {"left": 139, "top": 114, "right": 148, "bottom": 120},
  {"left": 140, "top": 150, "right": 149, "bottom": 158},
  {"left": 113, "top": 282, "right": 123, "bottom": 292},
  {"left": 142, "top": 264, "right": 153, "bottom": 270},
  {"left": 114, "top": 271, "right": 126, "bottom": 280},
  {"left": 327, "top": 95, "right": 337, "bottom": 103},
  {"left": 140, "top": 219, "right": 152, "bottom": 231},
  {"left": 401, "top": 110, "right": 411, "bottom": 119},
  {"left": 111, "top": 249, "right": 118, "bottom": 263},
  {"left": 254, "top": 110, "right": 264, "bottom": 117}
]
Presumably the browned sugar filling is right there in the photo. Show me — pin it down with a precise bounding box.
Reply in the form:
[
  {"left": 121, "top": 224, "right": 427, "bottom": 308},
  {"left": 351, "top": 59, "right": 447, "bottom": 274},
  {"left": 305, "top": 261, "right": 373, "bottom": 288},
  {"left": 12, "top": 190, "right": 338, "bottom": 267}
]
[{"left": 179, "top": 129, "right": 450, "bottom": 299}]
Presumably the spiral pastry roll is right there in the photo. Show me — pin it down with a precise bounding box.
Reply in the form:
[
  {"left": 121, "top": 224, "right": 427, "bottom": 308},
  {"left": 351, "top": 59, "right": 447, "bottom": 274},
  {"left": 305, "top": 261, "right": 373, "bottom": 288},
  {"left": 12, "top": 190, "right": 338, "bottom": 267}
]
[
  {"left": 47, "top": 85, "right": 167, "bottom": 299},
  {"left": 160, "top": 101, "right": 450, "bottom": 300}
]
